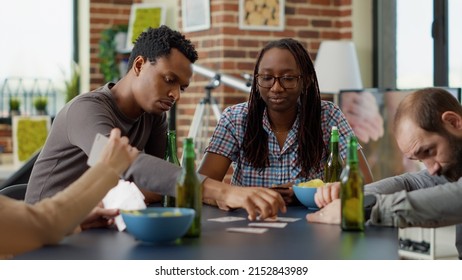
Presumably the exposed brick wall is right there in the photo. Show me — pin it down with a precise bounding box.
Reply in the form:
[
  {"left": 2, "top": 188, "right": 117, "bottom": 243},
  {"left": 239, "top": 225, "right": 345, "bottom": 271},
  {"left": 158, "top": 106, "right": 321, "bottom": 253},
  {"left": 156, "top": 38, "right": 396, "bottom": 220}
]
[
  {"left": 88, "top": 0, "right": 352, "bottom": 129},
  {"left": 0, "top": 124, "right": 12, "bottom": 154},
  {"left": 89, "top": 0, "right": 142, "bottom": 90},
  {"left": 175, "top": 0, "right": 353, "bottom": 140}
]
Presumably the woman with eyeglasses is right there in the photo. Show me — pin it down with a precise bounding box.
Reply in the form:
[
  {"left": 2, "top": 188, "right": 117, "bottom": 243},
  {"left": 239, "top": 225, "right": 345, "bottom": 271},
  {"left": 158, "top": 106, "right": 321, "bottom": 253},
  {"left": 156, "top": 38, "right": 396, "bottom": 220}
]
[{"left": 198, "top": 38, "right": 372, "bottom": 206}]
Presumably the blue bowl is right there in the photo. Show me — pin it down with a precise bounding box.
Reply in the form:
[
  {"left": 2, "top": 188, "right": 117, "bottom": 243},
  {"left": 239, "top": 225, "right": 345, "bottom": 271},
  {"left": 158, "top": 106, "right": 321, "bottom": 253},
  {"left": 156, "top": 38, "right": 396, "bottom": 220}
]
[
  {"left": 293, "top": 185, "right": 320, "bottom": 210},
  {"left": 121, "top": 207, "right": 195, "bottom": 243}
]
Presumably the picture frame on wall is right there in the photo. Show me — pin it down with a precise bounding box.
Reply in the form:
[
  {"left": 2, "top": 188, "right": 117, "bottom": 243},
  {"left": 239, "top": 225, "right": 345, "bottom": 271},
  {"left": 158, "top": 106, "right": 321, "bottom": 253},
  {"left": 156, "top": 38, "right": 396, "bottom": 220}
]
[
  {"left": 126, "top": 3, "right": 167, "bottom": 50},
  {"left": 12, "top": 115, "right": 51, "bottom": 166},
  {"left": 181, "top": 0, "right": 211, "bottom": 32},
  {"left": 239, "top": 0, "right": 285, "bottom": 31}
]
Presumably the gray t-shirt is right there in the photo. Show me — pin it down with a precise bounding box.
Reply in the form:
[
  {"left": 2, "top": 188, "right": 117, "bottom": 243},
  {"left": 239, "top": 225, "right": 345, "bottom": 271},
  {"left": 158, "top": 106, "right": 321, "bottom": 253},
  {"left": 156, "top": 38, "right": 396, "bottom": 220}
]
[
  {"left": 366, "top": 169, "right": 462, "bottom": 258},
  {"left": 25, "top": 83, "right": 181, "bottom": 203}
]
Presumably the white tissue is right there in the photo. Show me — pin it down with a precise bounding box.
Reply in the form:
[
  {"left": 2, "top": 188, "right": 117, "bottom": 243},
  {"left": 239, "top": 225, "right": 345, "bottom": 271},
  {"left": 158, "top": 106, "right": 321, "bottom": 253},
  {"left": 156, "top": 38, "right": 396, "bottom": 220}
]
[{"left": 102, "top": 179, "right": 146, "bottom": 231}]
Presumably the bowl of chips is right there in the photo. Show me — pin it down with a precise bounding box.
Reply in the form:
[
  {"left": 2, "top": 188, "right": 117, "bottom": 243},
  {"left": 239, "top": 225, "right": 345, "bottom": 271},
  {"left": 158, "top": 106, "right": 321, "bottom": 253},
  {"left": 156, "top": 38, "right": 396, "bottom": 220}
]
[
  {"left": 293, "top": 179, "right": 324, "bottom": 210},
  {"left": 121, "top": 207, "right": 195, "bottom": 243}
]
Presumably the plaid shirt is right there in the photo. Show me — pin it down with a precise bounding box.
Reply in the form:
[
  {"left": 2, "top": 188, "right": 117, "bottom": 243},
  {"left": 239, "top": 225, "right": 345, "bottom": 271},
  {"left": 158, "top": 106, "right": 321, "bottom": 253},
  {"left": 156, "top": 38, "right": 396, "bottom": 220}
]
[{"left": 205, "top": 100, "right": 355, "bottom": 187}]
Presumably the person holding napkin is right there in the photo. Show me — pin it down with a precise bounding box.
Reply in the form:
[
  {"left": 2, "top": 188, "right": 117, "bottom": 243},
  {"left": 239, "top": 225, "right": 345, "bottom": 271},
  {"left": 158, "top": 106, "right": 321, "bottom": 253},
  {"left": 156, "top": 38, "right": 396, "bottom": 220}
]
[{"left": 0, "top": 128, "right": 138, "bottom": 259}]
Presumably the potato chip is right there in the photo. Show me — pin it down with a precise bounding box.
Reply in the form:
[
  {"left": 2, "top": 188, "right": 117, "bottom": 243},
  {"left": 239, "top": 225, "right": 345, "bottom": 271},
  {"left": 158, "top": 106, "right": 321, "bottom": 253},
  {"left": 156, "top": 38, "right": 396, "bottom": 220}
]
[
  {"left": 297, "top": 179, "right": 325, "bottom": 188},
  {"left": 161, "top": 211, "right": 181, "bottom": 217}
]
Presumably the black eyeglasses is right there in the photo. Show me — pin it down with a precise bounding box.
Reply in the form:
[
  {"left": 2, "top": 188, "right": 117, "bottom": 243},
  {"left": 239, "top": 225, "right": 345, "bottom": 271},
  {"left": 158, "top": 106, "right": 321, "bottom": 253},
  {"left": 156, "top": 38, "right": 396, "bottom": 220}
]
[{"left": 255, "top": 74, "right": 301, "bottom": 89}]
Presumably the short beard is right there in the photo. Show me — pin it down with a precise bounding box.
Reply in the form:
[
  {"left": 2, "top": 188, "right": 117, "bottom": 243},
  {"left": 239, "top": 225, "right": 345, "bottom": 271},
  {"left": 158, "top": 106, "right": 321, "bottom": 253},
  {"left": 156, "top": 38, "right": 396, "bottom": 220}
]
[{"left": 440, "top": 133, "right": 462, "bottom": 182}]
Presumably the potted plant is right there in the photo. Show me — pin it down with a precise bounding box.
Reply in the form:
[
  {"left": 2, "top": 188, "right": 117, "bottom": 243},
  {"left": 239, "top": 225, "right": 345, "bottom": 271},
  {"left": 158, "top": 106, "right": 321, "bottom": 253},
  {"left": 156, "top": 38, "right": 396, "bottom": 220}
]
[
  {"left": 64, "top": 61, "right": 80, "bottom": 103},
  {"left": 9, "top": 97, "right": 21, "bottom": 116},
  {"left": 98, "top": 25, "right": 128, "bottom": 82},
  {"left": 33, "top": 96, "right": 48, "bottom": 115}
]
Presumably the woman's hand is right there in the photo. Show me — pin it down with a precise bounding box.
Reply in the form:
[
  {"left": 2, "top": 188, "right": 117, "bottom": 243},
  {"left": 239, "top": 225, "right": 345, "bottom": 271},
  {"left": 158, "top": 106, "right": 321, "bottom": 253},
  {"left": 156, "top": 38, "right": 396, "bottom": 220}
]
[
  {"left": 202, "top": 178, "right": 286, "bottom": 221},
  {"left": 271, "top": 182, "right": 295, "bottom": 205},
  {"left": 215, "top": 185, "right": 286, "bottom": 221}
]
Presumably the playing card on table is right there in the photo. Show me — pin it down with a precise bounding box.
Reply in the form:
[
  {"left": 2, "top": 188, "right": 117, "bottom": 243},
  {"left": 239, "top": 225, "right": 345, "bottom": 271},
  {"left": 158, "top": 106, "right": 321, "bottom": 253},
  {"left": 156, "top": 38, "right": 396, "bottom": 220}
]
[
  {"left": 208, "top": 216, "right": 246, "bottom": 223},
  {"left": 226, "top": 227, "right": 268, "bottom": 234},
  {"left": 271, "top": 217, "right": 301, "bottom": 222},
  {"left": 257, "top": 216, "right": 301, "bottom": 222},
  {"left": 248, "top": 222, "right": 288, "bottom": 228}
]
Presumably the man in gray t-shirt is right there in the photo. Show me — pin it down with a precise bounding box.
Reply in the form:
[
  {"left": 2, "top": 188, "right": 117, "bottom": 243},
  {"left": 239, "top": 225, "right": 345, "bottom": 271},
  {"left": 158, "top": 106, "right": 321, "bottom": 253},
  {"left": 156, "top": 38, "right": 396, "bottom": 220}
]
[
  {"left": 25, "top": 26, "right": 286, "bottom": 226},
  {"left": 306, "top": 88, "right": 462, "bottom": 258}
]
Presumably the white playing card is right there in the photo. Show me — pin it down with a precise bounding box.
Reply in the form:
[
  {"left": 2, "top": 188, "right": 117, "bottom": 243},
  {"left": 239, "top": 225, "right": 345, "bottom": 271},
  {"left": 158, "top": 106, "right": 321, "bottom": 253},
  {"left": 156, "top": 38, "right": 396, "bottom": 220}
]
[
  {"left": 271, "top": 217, "right": 301, "bottom": 222},
  {"left": 208, "top": 216, "right": 246, "bottom": 222},
  {"left": 248, "top": 222, "right": 288, "bottom": 228},
  {"left": 257, "top": 216, "right": 300, "bottom": 222},
  {"left": 226, "top": 227, "right": 268, "bottom": 234},
  {"left": 87, "top": 133, "right": 109, "bottom": 167}
]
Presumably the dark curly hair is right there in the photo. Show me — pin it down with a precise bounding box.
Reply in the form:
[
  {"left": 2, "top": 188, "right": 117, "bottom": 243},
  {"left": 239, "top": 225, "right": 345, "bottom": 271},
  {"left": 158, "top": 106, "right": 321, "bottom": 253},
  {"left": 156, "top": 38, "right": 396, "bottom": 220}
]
[
  {"left": 243, "top": 38, "right": 324, "bottom": 177},
  {"left": 127, "top": 25, "right": 198, "bottom": 70}
]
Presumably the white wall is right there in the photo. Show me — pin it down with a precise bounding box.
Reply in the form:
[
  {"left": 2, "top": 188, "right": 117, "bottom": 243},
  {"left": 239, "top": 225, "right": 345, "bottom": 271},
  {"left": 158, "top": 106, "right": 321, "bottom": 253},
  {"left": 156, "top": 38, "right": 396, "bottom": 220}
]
[
  {"left": 78, "top": 0, "right": 90, "bottom": 94},
  {"left": 352, "top": 0, "right": 373, "bottom": 88}
]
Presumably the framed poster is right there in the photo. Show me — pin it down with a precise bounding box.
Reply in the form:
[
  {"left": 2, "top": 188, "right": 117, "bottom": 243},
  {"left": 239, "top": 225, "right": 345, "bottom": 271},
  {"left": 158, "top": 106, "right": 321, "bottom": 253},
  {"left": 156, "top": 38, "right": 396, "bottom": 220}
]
[
  {"left": 12, "top": 115, "right": 51, "bottom": 166},
  {"left": 239, "top": 0, "right": 285, "bottom": 31},
  {"left": 181, "top": 0, "right": 211, "bottom": 32},
  {"left": 126, "top": 3, "right": 167, "bottom": 50}
]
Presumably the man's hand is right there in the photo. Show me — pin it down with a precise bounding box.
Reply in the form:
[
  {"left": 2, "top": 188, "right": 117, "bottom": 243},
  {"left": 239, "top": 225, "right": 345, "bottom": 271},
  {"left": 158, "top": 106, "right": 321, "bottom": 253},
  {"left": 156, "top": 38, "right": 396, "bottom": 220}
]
[
  {"left": 140, "top": 189, "right": 162, "bottom": 205},
  {"left": 306, "top": 199, "right": 341, "bottom": 225},
  {"left": 80, "top": 202, "right": 119, "bottom": 230},
  {"left": 314, "top": 182, "right": 341, "bottom": 208}
]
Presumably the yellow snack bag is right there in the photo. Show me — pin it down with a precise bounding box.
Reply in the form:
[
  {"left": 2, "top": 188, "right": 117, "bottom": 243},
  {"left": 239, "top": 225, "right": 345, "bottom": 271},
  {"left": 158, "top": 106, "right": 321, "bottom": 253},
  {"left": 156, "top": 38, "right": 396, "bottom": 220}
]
[{"left": 297, "top": 179, "right": 325, "bottom": 188}]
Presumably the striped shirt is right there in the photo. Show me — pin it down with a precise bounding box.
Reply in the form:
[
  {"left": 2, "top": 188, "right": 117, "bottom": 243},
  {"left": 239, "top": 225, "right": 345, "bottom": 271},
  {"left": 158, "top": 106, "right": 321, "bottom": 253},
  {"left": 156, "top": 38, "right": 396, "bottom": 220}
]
[{"left": 205, "top": 100, "right": 356, "bottom": 187}]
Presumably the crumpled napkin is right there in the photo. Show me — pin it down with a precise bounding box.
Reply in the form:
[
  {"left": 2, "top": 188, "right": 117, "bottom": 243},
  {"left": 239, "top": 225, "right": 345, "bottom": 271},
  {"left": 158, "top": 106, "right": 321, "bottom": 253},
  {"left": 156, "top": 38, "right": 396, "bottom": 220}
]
[{"left": 102, "top": 179, "right": 146, "bottom": 231}]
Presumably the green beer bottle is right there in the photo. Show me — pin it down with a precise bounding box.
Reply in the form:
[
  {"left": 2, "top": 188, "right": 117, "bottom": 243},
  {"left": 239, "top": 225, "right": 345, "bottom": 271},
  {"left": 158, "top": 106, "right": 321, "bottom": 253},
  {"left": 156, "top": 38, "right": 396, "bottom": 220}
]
[
  {"left": 176, "top": 138, "right": 202, "bottom": 237},
  {"left": 340, "top": 136, "right": 364, "bottom": 231},
  {"left": 162, "top": 130, "right": 180, "bottom": 207},
  {"left": 324, "top": 126, "right": 343, "bottom": 182}
]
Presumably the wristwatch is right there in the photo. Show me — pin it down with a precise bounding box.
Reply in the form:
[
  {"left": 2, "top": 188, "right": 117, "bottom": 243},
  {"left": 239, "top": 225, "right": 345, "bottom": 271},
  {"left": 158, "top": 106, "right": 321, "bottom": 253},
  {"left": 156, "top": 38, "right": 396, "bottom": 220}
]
[{"left": 364, "top": 194, "right": 377, "bottom": 221}]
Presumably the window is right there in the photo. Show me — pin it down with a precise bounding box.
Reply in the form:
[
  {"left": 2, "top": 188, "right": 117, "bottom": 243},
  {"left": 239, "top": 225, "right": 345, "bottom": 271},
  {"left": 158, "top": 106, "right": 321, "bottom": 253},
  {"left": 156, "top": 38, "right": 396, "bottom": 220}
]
[
  {"left": 0, "top": 0, "right": 73, "bottom": 116},
  {"left": 376, "top": 0, "right": 460, "bottom": 90},
  {"left": 449, "top": 0, "right": 462, "bottom": 87},
  {"left": 396, "top": 0, "right": 433, "bottom": 88}
]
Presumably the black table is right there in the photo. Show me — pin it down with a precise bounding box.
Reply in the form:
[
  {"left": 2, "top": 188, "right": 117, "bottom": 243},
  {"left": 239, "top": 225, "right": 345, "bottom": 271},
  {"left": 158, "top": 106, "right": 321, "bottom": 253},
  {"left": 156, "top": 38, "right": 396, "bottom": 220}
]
[{"left": 15, "top": 205, "right": 399, "bottom": 260}]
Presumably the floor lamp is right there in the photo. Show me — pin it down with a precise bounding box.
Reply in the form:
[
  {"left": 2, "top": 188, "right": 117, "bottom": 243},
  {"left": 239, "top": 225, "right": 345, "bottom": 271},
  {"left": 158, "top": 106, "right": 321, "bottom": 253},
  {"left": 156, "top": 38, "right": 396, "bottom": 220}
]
[{"left": 315, "top": 40, "right": 363, "bottom": 103}]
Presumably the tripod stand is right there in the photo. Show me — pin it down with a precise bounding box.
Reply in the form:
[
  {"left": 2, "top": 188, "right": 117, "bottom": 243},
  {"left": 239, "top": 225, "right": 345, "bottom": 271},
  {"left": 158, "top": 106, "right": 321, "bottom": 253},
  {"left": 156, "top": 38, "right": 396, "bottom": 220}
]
[{"left": 188, "top": 75, "right": 222, "bottom": 160}]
